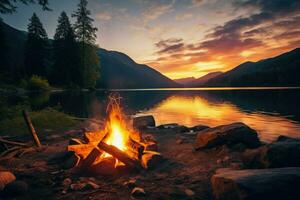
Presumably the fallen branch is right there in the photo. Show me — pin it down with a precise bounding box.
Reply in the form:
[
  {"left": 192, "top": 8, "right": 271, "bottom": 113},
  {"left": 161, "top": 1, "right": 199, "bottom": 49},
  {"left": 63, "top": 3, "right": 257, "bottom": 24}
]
[
  {"left": 0, "top": 137, "right": 30, "bottom": 147},
  {"left": 22, "top": 110, "right": 42, "bottom": 148}
]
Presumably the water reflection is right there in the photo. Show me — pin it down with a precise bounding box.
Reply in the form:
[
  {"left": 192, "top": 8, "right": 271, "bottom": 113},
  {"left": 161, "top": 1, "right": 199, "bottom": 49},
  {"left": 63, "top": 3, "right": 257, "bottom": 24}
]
[
  {"left": 5, "top": 89, "right": 300, "bottom": 142},
  {"left": 140, "top": 95, "right": 300, "bottom": 142}
]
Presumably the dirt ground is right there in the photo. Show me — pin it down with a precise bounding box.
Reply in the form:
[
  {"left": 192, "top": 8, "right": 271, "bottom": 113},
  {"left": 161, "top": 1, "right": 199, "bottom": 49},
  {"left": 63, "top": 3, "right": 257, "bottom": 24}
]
[{"left": 0, "top": 123, "right": 243, "bottom": 200}]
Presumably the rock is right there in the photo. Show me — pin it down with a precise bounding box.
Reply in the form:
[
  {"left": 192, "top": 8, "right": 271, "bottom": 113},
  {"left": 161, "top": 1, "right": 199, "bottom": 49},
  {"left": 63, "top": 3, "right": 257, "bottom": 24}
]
[
  {"left": 211, "top": 167, "right": 300, "bottom": 200},
  {"left": 176, "top": 139, "right": 183, "bottom": 144},
  {"left": 184, "top": 188, "right": 195, "bottom": 196},
  {"left": 84, "top": 181, "right": 100, "bottom": 190},
  {"left": 0, "top": 171, "right": 16, "bottom": 191},
  {"left": 62, "top": 178, "right": 72, "bottom": 187},
  {"left": 276, "top": 135, "right": 300, "bottom": 142},
  {"left": 133, "top": 115, "right": 155, "bottom": 130},
  {"left": 157, "top": 123, "right": 178, "bottom": 129},
  {"left": 243, "top": 140, "right": 300, "bottom": 168},
  {"left": 143, "top": 134, "right": 157, "bottom": 143},
  {"left": 61, "top": 152, "right": 81, "bottom": 169},
  {"left": 189, "top": 125, "right": 209, "bottom": 132},
  {"left": 157, "top": 124, "right": 189, "bottom": 133},
  {"left": 194, "top": 123, "right": 261, "bottom": 150},
  {"left": 1, "top": 181, "right": 28, "bottom": 197},
  {"left": 69, "top": 138, "right": 83, "bottom": 145},
  {"left": 131, "top": 187, "right": 146, "bottom": 198}
]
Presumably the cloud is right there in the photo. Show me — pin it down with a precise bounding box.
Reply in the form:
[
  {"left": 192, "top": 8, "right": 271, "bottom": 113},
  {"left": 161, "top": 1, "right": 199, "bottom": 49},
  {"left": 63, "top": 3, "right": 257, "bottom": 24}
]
[
  {"left": 147, "top": 0, "right": 300, "bottom": 79},
  {"left": 96, "top": 12, "right": 112, "bottom": 21},
  {"left": 176, "top": 13, "right": 194, "bottom": 21},
  {"left": 142, "top": 0, "right": 174, "bottom": 23}
]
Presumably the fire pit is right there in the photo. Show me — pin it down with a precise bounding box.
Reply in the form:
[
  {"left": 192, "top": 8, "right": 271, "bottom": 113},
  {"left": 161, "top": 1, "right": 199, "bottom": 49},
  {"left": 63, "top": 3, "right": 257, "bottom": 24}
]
[{"left": 66, "top": 95, "right": 162, "bottom": 174}]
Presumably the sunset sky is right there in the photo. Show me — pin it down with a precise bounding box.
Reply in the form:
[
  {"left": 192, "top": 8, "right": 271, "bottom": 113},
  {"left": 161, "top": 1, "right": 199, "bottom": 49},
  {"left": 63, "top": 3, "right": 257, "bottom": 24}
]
[{"left": 2, "top": 0, "right": 300, "bottom": 79}]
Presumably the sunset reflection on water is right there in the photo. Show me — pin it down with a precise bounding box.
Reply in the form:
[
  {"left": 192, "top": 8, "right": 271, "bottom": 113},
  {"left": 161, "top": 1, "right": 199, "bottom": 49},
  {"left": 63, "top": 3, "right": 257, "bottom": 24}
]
[{"left": 140, "top": 95, "right": 300, "bottom": 142}]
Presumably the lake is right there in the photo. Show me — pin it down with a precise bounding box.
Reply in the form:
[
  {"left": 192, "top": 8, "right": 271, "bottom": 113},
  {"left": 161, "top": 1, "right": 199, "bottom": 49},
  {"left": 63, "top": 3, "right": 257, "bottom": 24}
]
[{"left": 8, "top": 88, "right": 300, "bottom": 142}]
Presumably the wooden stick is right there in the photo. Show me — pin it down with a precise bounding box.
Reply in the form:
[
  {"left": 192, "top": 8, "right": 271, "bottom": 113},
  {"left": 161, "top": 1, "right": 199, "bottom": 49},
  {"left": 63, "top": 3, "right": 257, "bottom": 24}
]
[
  {"left": 127, "top": 137, "right": 145, "bottom": 159},
  {"left": 97, "top": 141, "right": 142, "bottom": 170},
  {"left": 81, "top": 148, "right": 103, "bottom": 170},
  {"left": 22, "top": 110, "right": 41, "bottom": 148},
  {"left": 0, "top": 137, "right": 29, "bottom": 147}
]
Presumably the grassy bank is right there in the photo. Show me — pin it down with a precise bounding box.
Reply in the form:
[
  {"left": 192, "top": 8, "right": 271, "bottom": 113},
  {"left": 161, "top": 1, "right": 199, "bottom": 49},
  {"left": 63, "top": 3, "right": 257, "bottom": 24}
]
[{"left": 0, "top": 108, "right": 78, "bottom": 140}]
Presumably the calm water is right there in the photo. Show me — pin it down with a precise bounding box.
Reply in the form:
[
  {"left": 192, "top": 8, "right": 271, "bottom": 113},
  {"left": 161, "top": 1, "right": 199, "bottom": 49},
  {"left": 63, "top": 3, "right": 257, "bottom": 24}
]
[{"left": 7, "top": 88, "right": 300, "bottom": 142}]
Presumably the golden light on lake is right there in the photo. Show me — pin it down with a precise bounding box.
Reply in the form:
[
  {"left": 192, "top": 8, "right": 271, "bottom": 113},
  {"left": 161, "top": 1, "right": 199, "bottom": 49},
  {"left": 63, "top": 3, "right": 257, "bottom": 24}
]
[{"left": 141, "top": 95, "right": 300, "bottom": 142}]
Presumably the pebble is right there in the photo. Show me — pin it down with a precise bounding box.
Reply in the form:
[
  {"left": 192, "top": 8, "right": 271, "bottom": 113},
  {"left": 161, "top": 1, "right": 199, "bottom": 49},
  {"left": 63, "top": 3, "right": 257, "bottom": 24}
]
[
  {"left": 185, "top": 188, "right": 195, "bottom": 196},
  {"left": 131, "top": 187, "right": 146, "bottom": 198},
  {"left": 0, "top": 171, "right": 16, "bottom": 191}
]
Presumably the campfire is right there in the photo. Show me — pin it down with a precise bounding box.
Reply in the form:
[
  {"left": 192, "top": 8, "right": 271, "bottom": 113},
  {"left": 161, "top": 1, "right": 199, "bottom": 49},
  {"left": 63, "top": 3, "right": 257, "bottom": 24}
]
[{"left": 67, "top": 95, "right": 161, "bottom": 174}]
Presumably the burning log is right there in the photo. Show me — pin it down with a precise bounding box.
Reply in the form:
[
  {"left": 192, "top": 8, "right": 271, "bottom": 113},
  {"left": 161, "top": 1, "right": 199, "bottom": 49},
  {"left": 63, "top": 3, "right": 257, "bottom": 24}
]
[
  {"left": 22, "top": 110, "right": 41, "bottom": 148},
  {"left": 80, "top": 148, "right": 103, "bottom": 170},
  {"left": 127, "top": 137, "right": 145, "bottom": 159},
  {"left": 141, "top": 151, "right": 163, "bottom": 170},
  {"left": 67, "top": 144, "right": 95, "bottom": 159},
  {"left": 90, "top": 157, "right": 116, "bottom": 176},
  {"left": 97, "top": 141, "right": 142, "bottom": 170}
]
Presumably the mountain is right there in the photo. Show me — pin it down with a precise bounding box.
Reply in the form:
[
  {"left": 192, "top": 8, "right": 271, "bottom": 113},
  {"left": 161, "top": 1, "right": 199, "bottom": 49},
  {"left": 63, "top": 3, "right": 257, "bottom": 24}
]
[
  {"left": 204, "top": 48, "right": 300, "bottom": 87},
  {"left": 173, "top": 77, "right": 196, "bottom": 85},
  {"left": 97, "top": 49, "right": 179, "bottom": 88},
  {"left": 0, "top": 21, "right": 179, "bottom": 89},
  {"left": 187, "top": 72, "right": 223, "bottom": 87}
]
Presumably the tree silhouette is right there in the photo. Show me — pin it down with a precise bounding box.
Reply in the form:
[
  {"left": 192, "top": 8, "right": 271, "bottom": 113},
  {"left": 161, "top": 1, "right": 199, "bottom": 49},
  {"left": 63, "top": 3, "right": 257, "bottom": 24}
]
[
  {"left": 72, "top": 0, "right": 99, "bottom": 88},
  {"left": 24, "top": 13, "right": 49, "bottom": 77},
  {"left": 0, "top": 20, "right": 8, "bottom": 72},
  {"left": 52, "top": 11, "right": 80, "bottom": 86},
  {"left": 0, "top": 0, "right": 50, "bottom": 14}
]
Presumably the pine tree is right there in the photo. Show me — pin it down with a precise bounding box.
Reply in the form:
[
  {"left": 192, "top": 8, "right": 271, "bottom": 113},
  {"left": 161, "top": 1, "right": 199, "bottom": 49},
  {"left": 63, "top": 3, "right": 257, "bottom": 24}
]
[
  {"left": 24, "top": 13, "right": 49, "bottom": 77},
  {"left": 72, "top": 0, "right": 99, "bottom": 88},
  {"left": 52, "top": 11, "right": 80, "bottom": 86},
  {"left": 0, "top": 20, "right": 8, "bottom": 72}
]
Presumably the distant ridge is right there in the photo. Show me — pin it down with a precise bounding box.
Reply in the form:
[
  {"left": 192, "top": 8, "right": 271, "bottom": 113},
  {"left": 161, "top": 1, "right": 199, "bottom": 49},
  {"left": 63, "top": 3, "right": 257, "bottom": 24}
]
[
  {"left": 188, "top": 72, "right": 223, "bottom": 87},
  {"left": 204, "top": 48, "right": 300, "bottom": 87},
  {"left": 173, "top": 77, "right": 196, "bottom": 85}
]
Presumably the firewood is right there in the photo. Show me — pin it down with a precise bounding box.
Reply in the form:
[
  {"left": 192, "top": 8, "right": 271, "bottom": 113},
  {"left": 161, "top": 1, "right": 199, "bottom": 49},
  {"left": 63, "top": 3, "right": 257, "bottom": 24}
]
[
  {"left": 126, "top": 138, "right": 145, "bottom": 159},
  {"left": 89, "top": 157, "right": 116, "bottom": 176},
  {"left": 81, "top": 148, "right": 103, "bottom": 170},
  {"left": 22, "top": 110, "right": 41, "bottom": 148},
  {"left": 141, "top": 151, "right": 163, "bottom": 170},
  {"left": 97, "top": 141, "right": 142, "bottom": 170},
  {"left": 80, "top": 131, "right": 108, "bottom": 170},
  {"left": 67, "top": 144, "right": 95, "bottom": 159}
]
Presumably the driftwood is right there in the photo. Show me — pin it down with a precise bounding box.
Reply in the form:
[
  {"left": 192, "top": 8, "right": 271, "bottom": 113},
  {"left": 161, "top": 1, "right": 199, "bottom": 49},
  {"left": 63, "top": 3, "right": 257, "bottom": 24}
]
[
  {"left": 97, "top": 141, "right": 142, "bottom": 170},
  {"left": 22, "top": 110, "right": 41, "bottom": 148}
]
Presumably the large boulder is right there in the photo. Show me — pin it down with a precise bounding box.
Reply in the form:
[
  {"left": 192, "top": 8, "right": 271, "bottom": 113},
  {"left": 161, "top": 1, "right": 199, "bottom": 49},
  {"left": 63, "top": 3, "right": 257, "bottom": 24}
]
[
  {"left": 211, "top": 167, "right": 300, "bottom": 200},
  {"left": 243, "top": 139, "right": 300, "bottom": 168},
  {"left": 194, "top": 123, "right": 260, "bottom": 150},
  {"left": 133, "top": 115, "right": 155, "bottom": 130}
]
